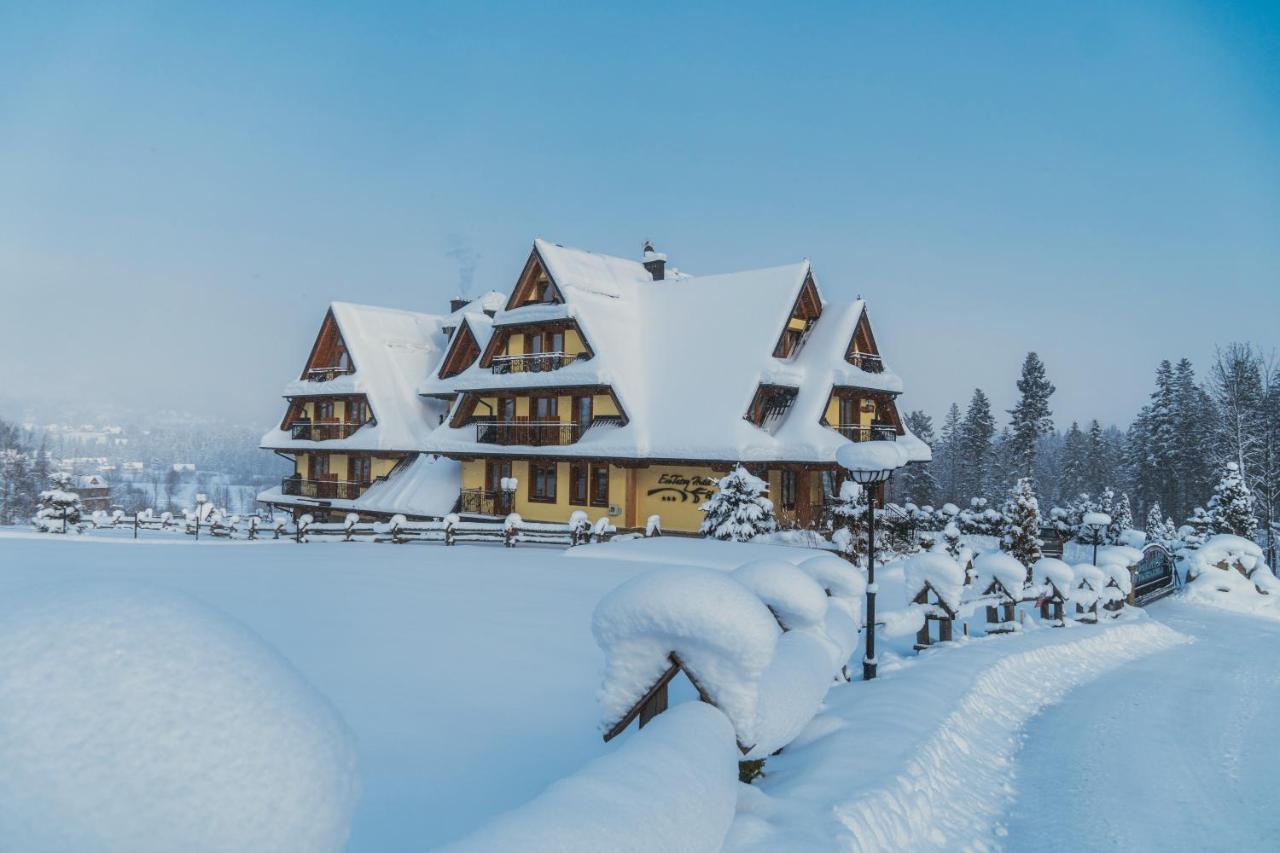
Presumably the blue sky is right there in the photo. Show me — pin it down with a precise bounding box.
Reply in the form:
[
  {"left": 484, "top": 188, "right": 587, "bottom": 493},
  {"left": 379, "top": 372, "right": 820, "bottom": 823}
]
[{"left": 2, "top": 0, "right": 1277, "bottom": 428}]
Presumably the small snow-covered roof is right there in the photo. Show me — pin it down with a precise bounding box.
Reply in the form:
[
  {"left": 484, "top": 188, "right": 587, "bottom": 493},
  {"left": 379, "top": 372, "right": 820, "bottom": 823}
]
[
  {"left": 423, "top": 239, "right": 930, "bottom": 465},
  {"left": 263, "top": 302, "right": 455, "bottom": 452}
]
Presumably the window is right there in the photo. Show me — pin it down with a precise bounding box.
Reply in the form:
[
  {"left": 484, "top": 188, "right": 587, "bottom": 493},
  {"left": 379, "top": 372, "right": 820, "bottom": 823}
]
[
  {"left": 533, "top": 396, "right": 558, "bottom": 420},
  {"left": 839, "top": 396, "right": 858, "bottom": 426},
  {"left": 530, "top": 463, "right": 557, "bottom": 502},
  {"left": 312, "top": 454, "right": 329, "bottom": 478},
  {"left": 550, "top": 331, "right": 564, "bottom": 353},
  {"left": 528, "top": 333, "right": 543, "bottom": 355},
  {"left": 780, "top": 470, "right": 797, "bottom": 511},
  {"left": 570, "top": 464, "right": 589, "bottom": 505},
  {"left": 351, "top": 457, "right": 372, "bottom": 485},
  {"left": 574, "top": 395, "right": 593, "bottom": 432},
  {"left": 498, "top": 397, "right": 516, "bottom": 422},
  {"left": 590, "top": 464, "right": 610, "bottom": 508},
  {"left": 316, "top": 401, "right": 335, "bottom": 421}
]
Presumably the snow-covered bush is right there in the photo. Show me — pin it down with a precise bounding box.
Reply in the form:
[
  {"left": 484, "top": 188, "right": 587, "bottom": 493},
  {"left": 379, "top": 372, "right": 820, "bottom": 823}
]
[
  {"left": 0, "top": 582, "right": 358, "bottom": 851},
  {"left": 957, "top": 497, "right": 1003, "bottom": 536},
  {"left": 1000, "top": 478, "right": 1043, "bottom": 567},
  {"left": 698, "top": 465, "right": 776, "bottom": 542},
  {"left": 828, "top": 480, "right": 868, "bottom": 560}
]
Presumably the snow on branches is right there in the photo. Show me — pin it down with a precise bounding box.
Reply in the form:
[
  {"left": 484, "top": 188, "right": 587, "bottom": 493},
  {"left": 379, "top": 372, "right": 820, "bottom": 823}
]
[{"left": 699, "top": 465, "right": 776, "bottom": 542}]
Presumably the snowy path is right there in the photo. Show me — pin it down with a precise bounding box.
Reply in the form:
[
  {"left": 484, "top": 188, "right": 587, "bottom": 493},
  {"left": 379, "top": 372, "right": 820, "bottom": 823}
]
[{"left": 1001, "top": 600, "right": 1280, "bottom": 851}]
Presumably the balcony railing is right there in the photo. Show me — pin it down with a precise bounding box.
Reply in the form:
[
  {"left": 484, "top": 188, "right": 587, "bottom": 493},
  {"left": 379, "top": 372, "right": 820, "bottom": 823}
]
[
  {"left": 475, "top": 419, "right": 580, "bottom": 447},
  {"left": 458, "top": 488, "right": 512, "bottom": 516},
  {"left": 490, "top": 352, "right": 587, "bottom": 375},
  {"left": 835, "top": 424, "right": 898, "bottom": 442},
  {"left": 280, "top": 478, "right": 365, "bottom": 500},
  {"left": 289, "top": 421, "right": 367, "bottom": 441},
  {"left": 848, "top": 352, "right": 884, "bottom": 373},
  {"left": 305, "top": 366, "right": 354, "bottom": 382}
]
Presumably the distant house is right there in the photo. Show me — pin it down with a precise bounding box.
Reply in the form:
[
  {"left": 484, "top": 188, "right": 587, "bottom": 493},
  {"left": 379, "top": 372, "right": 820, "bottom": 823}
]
[
  {"left": 172, "top": 463, "right": 196, "bottom": 473},
  {"left": 75, "top": 474, "right": 112, "bottom": 513}
]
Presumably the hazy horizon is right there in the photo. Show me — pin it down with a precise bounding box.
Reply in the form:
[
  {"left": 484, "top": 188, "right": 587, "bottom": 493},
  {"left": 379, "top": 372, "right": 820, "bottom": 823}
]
[{"left": 3, "top": 1, "right": 1278, "bottom": 432}]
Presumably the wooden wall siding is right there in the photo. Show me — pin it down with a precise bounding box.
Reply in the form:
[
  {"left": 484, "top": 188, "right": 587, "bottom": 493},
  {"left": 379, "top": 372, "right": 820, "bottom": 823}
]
[
  {"left": 844, "top": 311, "right": 881, "bottom": 363},
  {"left": 439, "top": 322, "right": 481, "bottom": 379},
  {"left": 300, "top": 310, "right": 353, "bottom": 378},
  {"left": 504, "top": 248, "right": 564, "bottom": 311},
  {"left": 772, "top": 274, "right": 823, "bottom": 358}
]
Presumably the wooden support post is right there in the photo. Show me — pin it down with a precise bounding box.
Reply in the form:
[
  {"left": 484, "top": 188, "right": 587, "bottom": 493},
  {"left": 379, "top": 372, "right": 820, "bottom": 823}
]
[{"left": 939, "top": 617, "right": 953, "bottom": 642}]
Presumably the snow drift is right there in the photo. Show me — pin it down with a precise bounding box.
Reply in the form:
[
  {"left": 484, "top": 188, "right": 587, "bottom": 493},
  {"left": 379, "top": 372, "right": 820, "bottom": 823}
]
[{"left": 0, "top": 582, "right": 359, "bottom": 853}]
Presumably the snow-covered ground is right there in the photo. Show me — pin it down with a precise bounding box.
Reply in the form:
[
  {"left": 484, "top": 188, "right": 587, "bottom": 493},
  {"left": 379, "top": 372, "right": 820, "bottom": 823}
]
[{"left": 2, "top": 529, "right": 1278, "bottom": 851}]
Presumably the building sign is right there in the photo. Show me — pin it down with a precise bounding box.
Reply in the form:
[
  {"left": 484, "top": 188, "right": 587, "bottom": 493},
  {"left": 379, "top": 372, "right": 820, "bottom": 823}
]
[
  {"left": 1132, "top": 544, "right": 1175, "bottom": 603},
  {"left": 646, "top": 473, "right": 717, "bottom": 504}
]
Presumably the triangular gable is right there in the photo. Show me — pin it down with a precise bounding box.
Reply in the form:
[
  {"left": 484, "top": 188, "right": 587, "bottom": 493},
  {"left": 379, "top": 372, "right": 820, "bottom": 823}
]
[
  {"left": 299, "top": 308, "right": 355, "bottom": 380},
  {"left": 772, "top": 270, "right": 822, "bottom": 358},
  {"left": 504, "top": 246, "right": 565, "bottom": 311},
  {"left": 438, "top": 318, "right": 482, "bottom": 379},
  {"left": 844, "top": 308, "right": 882, "bottom": 365}
]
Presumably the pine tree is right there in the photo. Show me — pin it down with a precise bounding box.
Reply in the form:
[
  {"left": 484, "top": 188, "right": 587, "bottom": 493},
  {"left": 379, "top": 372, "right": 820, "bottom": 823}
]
[
  {"left": 937, "top": 403, "right": 962, "bottom": 502},
  {"left": 699, "top": 465, "right": 777, "bottom": 542},
  {"left": 957, "top": 389, "right": 996, "bottom": 500},
  {"left": 1110, "top": 492, "right": 1134, "bottom": 542},
  {"left": 1145, "top": 503, "right": 1173, "bottom": 544},
  {"left": 897, "top": 411, "right": 939, "bottom": 506},
  {"left": 1000, "top": 477, "right": 1043, "bottom": 570},
  {"left": 830, "top": 480, "right": 870, "bottom": 560},
  {"left": 1007, "top": 352, "right": 1056, "bottom": 480},
  {"left": 34, "top": 471, "right": 84, "bottom": 533},
  {"left": 1084, "top": 420, "right": 1108, "bottom": 496},
  {"left": 1206, "top": 461, "right": 1257, "bottom": 538},
  {"left": 1059, "top": 422, "right": 1088, "bottom": 503},
  {"left": 1172, "top": 358, "right": 1214, "bottom": 519}
]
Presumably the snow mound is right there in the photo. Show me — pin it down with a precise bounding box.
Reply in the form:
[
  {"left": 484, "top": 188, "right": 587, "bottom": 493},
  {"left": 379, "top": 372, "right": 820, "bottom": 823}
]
[
  {"left": 1033, "top": 557, "right": 1075, "bottom": 592},
  {"left": 441, "top": 702, "right": 738, "bottom": 853},
  {"left": 797, "top": 554, "right": 866, "bottom": 602},
  {"left": 1183, "top": 535, "right": 1280, "bottom": 617},
  {"left": 835, "top": 440, "right": 910, "bottom": 474},
  {"left": 903, "top": 552, "right": 965, "bottom": 611},
  {"left": 592, "top": 567, "right": 780, "bottom": 745},
  {"left": 1190, "top": 534, "right": 1265, "bottom": 578},
  {"left": 972, "top": 552, "right": 1026, "bottom": 595},
  {"left": 747, "top": 630, "right": 839, "bottom": 759},
  {"left": 731, "top": 559, "right": 829, "bottom": 631},
  {"left": 0, "top": 582, "right": 359, "bottom": 853}
]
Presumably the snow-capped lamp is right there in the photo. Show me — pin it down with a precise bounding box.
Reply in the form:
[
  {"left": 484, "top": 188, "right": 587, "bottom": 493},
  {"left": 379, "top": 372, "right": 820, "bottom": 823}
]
[
  {"left": 1083, "top": 511, "right": 1111, "bottom": 566},
  {"left": 835, "top": 440, "right": 909, "bottom": 682},
  {"left": 642, "top": 240, "right": 667, "bottom": 281}
]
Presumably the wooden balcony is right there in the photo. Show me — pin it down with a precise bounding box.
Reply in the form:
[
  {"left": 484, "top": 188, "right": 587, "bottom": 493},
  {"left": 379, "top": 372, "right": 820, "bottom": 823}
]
[
  {"left": 490, "top": 352, "right": 587, "bottom": 374},
  {"left": 475, "top": 419, "right": 580, "bottom": 447},
  {"left": 305, "top": 365, "right": 354, "bottom": 382},
  {"left": 848, "top": 353, "right": 884, "bottom": 373},
  {"left": 281, "top": 478, "right": 364, "bottom": 500},
  {"left": 835, "top": 424, "right": 898, "bottom": 442},
  {"left": 289, "top": 421, "right": 367, "bottom": 441}
]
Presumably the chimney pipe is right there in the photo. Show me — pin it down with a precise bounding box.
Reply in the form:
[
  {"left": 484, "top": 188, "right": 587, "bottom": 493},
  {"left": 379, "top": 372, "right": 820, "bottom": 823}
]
[
  {"left": 449, "top": 297, "right": 471, "bottom": 313},
  {"left": 642, "top": 240, "right": 667, "bottom": 281}
]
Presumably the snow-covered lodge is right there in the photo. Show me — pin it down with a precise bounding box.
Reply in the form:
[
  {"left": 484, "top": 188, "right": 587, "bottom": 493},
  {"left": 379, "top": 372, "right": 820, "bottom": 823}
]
[{"left": 259, "top": 239, "right": 929, "bottom": 533}]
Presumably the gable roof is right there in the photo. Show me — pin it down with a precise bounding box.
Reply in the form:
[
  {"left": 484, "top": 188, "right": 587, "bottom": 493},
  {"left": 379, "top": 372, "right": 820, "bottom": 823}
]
[
  {"left": 262, "top": 302, "right": 455, "bottom": 452},
  {"left": 421, "top": 239, "right": 931, "bottom": 464}
]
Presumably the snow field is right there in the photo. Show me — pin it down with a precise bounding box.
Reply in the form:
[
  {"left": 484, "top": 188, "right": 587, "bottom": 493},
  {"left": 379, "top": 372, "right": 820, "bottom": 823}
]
[{"left": 0, "top": 581, "right": 358, "bottom": 853}]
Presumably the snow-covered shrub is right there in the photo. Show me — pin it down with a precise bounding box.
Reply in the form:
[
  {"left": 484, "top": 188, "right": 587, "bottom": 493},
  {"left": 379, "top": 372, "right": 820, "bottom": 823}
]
[
  {"left": 1000, "top": 478, "right": 1043, "bottom": 567},
  {"left": 829, "top": 481, "right": 868, "bottom": 560},
  {"left": 441, "top": 702, "right": 739, "bottom": 853},
  {"left": 957, "top": 497, "right": 1003, "bottom": 537},
  {"left": 0, "top": 582, "right": 358, "bottom": 852},
  {"left": 699, "top": 465, "right": 776, "bottom": 542},
  {"left": 592, "top": 566, "right": 781, "bottom": 746},
  {"left": 1108, "top": 492, "right": 1135, "bottom": 544},
  {"left": 568, "top": 510, "right": 591, "bottom": 544},
  {"left": 645, "top": 515, "right": 662, "bottom": 537}
]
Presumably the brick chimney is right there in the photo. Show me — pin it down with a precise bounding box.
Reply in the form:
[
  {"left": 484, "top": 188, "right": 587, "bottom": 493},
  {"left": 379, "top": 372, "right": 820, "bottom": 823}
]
[
  {"left": 449, "top": 297, "right": 471, "bottom": 313},
  {"left": 642, "top": 241, "right": 667, "bottom": 281}
]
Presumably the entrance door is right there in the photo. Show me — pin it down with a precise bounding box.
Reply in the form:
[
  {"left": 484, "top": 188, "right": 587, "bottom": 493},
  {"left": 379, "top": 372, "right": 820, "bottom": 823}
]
[{"left": 486, "top": 459, "right": 513, "bottom": 514}]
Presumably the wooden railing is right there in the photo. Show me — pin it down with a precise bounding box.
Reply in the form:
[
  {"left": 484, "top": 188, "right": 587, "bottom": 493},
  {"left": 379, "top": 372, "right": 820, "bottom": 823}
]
[
  {"left": 281, "top": 478, "right": 365, "bottom": 500},
  {"left": 835, "top": 424, "right": 898, "bottom": 442},
  {"left": 290, "top": 421, "right": 367, "bottom": 441},
  {"left": 490, "top": 352, "right": 587, "bottom": 374},
  {"left": 475, "top": 419, "right": 580, "bottom": 447},
  {"left": 305, "top": 366, "right": 354, "bottom": 382},
  {"left": 848, "top": 353, "right": 884, "bottom": 373}
]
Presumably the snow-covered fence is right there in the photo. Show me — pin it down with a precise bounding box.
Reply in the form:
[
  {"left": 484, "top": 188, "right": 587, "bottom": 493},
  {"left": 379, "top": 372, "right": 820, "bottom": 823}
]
[
  {"left": 903, "top": 552, "right": 964, "bottom": 648},
  {"left": 973, "top": 552, "right": 1027, "bottom": 634},
  {"left": 1031, "top": 558, "right": 1074, "bottom": 627}
]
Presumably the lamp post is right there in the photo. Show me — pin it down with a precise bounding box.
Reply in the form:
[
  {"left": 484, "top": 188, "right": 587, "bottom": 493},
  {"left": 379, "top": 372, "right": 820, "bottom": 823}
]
[
  {"left": 1083, "top": 511, "right": 1111, "bottom": 566},
  {"left": 836, "top": 441, "right": 908, "bottom": 682}
]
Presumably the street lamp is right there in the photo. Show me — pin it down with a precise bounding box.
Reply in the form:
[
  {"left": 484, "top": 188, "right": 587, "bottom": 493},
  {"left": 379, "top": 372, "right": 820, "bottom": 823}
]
[
  {"left": 836, "top": 441, "right": 909, "bottom": 681},
  {"left": 1083, "top": 511, "right": 1111, "bottom": 566}
]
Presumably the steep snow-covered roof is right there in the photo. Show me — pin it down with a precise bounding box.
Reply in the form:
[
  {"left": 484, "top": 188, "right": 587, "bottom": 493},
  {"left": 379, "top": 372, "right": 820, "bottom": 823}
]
[
  {"left": 262, "top": 302, "right": 453, "bottom": 452},
  {"left": 423, "top": 240, "right": 930, "bottom": 465}
]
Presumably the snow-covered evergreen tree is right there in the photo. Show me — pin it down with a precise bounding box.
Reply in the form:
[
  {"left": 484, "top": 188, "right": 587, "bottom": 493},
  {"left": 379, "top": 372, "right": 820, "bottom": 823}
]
[
  {"left": 1000, "top": 477, "right": 1043, "bottom": 569},
  {"left": 830, "top": 480, "right": 869, "bottom": 560},
  {"left": 897, "top": 410, "right": 939, "bottom": 506},
  {"left": 1109, "top": 492, "right": 1134, "bottom": 542},
  {"left": 699, "top": 465, "right": 776, "bottom": 542},
  {"left": 1058, "top": 422, "right": 1089, "bottom": 503},
  {"left": 33, "top": 471, "right": 84, "bottom": 533},
  {"left": 1145, "top": 503, "right": 1177, "bottom": 545},
  {"left": 937, "top": 403, "right": 963, "bottom": 503},
  {"left": 1007, "top": 352, "right": 1056, "bottom": 480},
  {"left": 957, "top": 389, "right": 996, "bottom": 500},
  {"left": 1207, "top": 461, "right": 1257, "bottom": 538}
]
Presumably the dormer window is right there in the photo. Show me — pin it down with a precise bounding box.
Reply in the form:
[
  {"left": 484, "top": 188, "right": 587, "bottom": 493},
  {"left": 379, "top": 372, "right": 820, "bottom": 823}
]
[
  {"left": 302, "top": 310, "right": 356, "bottom": 382},
  {"left": 845, "top": 312, "right": 883, "bottom": 372},
  {"left": 773, "top": 274, "right": 823, "bottom": 358},
  {"left": 746, "top": 384, "right": 799, "bottom": 432},
  {"left": 506, "top": 249, "right": 565, "bottom": 310}
]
